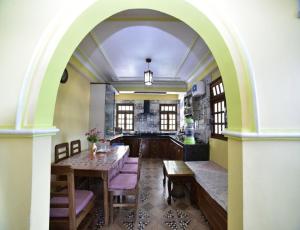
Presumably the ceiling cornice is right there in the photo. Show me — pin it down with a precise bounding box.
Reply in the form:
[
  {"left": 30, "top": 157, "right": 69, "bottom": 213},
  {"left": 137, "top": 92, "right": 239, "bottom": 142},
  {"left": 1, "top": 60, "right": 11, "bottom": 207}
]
[
  {"left": 107, "top": 17, "right": 179, "bottom": 22},
  {"left": 112, "top": 76, "right": 181, "bottom": 81},
  {"left": 68, "top": 60, "right": 97, "bottom": 82},
  {"left": 174, "top": 36, "right": 199, "bottom": 79},
  {"left": 89, "top": 32, "right": 118, "bottom": 81},
  {"left": 74, "top": 49, "right": 110, "bottom": 82},
  {"left": 186, "top": 51, "right": 214, "bottom": 83},
  {"left": 112, "top": 81, "right": 187, "bottom": 91}
]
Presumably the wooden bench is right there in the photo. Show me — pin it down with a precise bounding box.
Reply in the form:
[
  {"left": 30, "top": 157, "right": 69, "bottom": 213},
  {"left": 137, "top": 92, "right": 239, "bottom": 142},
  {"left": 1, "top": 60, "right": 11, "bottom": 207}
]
[{"left": 186, "top": 161, "right": 228, "bottom": 230}]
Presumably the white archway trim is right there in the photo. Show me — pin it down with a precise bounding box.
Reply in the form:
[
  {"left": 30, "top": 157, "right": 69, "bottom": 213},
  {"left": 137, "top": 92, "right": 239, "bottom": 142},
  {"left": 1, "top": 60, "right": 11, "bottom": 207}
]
[
  {"left": 0, "top": 128, "right": 59, "bottom": 136},
  {"left": 223, "top": 129, "right": 300, "bottom": 139}
]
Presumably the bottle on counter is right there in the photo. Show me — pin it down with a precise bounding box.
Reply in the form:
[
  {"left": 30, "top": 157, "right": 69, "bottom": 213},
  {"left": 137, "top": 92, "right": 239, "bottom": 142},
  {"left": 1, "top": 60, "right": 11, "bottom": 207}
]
[{"left": 184, "top": 117, "right": 196, "bottom": 145}]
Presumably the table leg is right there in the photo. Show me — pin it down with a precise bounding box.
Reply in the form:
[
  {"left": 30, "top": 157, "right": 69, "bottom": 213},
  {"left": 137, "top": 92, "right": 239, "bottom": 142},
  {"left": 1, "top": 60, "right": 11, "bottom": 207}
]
[
  {"left": 163, "top": 166, "right": 166, "bottom": 186},
  {"left": 167, "top": 177, "right": 172, "bottom": 205},
  {"left": 103, "top": 177, "right": 109, "bottom": 225}
]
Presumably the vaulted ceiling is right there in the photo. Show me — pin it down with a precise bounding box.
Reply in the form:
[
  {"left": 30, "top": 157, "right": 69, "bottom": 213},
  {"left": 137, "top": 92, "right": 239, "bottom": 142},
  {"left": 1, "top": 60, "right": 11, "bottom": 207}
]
[{"left": 72, "top": 10, "right": 214, "bottom": 91}]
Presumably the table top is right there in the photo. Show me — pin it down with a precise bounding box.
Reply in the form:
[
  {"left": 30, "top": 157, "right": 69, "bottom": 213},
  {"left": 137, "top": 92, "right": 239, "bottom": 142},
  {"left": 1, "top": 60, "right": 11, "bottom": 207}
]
[
  {"left": 163, "top": 160, "right": 194, "bottom": 177},
  {"left": 54, "top": 145, "right": 129, "bottom": 171}
]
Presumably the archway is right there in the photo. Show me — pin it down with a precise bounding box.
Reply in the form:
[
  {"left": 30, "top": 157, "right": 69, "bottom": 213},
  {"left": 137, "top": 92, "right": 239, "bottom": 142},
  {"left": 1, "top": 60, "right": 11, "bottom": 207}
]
[{"left": 19, "top": 0, "right": 257, "bottom": 229}]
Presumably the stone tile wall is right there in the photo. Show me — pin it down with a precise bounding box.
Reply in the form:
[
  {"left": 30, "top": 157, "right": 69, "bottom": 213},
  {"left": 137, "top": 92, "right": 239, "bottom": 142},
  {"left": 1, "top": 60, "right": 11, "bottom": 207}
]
[
  {"left": 191, "top": 75, "right": 212, "bottom": 143},
  {"left": 115, "top": 100, "right": 180, "bottom": 133}
]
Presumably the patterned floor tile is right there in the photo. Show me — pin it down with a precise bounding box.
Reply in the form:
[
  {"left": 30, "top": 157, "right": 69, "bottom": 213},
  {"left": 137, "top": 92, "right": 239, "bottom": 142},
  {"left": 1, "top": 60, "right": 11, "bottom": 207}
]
[{"left": 82, "top": 159, "right": 210, "bottom": 230}]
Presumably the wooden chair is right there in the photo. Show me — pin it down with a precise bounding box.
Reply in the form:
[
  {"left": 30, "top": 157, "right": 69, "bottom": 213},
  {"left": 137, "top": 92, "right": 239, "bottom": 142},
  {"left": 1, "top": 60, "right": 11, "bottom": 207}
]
[
  {"left": 121, "top": 143, "right": 143, "bottom": 179},
  {"left": 50, "top": 165, "right": 95, "bottom": 230},
  {"left": 70, "top": 140, "right": 81, "bottom": 156},
  {"left": 109, "top": 173, "right": 139, "bottom": 223},
  {"left": 70, "top": 140, "right": 89, "bottom": 189},
  {"left": 55, "top": 143, "right": 69, "bottom": 163}
]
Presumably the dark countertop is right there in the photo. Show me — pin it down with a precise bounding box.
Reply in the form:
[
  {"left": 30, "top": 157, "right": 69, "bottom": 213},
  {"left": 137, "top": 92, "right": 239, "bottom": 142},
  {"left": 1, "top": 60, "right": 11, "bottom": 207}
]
[{"left": 107, "top": 133, "right": 207, "bottom": 147}]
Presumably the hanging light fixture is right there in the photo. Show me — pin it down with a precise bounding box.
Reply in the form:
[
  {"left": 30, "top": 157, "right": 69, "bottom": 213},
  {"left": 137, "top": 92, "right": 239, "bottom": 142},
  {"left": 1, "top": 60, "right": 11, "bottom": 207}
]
[{"left": 144, "top": 58, "right": 153, "bottom": 86}]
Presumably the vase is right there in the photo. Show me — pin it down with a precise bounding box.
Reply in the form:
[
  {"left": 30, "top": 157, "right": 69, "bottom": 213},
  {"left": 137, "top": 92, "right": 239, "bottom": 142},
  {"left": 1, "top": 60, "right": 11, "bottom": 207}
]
[{"left": 90, "top": 142, "right": 97, "bottom": 156}]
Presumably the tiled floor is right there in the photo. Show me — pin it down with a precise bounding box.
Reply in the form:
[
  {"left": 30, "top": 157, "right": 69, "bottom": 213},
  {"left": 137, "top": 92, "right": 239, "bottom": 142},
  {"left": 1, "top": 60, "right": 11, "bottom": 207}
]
[{"left": 83, "top": 159, "right": 210, "bottom": 230}]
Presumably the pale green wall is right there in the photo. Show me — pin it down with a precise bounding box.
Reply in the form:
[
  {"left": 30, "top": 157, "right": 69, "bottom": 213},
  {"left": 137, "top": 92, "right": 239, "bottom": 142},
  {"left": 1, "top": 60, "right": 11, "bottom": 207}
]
[
  {"left": 51, "top": 65, "right": 90, "bottom": 162},
  {"left": 243, "top": 140, "right": 300, "bottom": 229},
  {"left": 209, "top": 69, "right": 228, "bottom": 170},
  {"left": 0, "top": 136, "right": 52, "bottom": 230},
  {"left": 210, "top": 138, "right": 228, "bottom": 169},
  {"left": 0, "top": 1, "right": 300, "bottom": 230},
  {"left": 0, "top": 138, "right": 32, "bottom": 229},
  {"left": 228, "top": 138, "right": 243, "bottom": 230}
]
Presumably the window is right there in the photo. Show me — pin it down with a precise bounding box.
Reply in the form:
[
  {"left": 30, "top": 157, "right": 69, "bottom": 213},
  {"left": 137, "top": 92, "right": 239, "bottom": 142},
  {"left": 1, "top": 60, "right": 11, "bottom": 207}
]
[
  {"left": 160, "top": 104, "right": 177, "bottom": 131},
  {"left": 116, "top": 104, "right": 134, "bottom": 131},
  {"left": 210, "top": 77, "right": 227, "bottom": 139}
]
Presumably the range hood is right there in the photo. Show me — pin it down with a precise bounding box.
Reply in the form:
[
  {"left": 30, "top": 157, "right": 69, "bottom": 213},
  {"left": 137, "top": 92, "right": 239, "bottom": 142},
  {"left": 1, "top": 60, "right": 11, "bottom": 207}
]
[
  {"left": 138, "top": 100, "right": 154, "bottom": 116},
  {"left": 144, "top": 100, "right": 150, "bottom": 114}
]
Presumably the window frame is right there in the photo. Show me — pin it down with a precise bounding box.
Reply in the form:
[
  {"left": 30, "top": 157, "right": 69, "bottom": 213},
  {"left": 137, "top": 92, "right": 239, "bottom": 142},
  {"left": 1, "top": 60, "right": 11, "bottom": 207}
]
[
  {"left": 210, "top": 77, "right": 227, "bottom": 140},
  {"left": 159, "top": 104, "right": 177, "bottom": 131},
  {"left": 116, "top": 103, "right": 134, "bottom": 131}
]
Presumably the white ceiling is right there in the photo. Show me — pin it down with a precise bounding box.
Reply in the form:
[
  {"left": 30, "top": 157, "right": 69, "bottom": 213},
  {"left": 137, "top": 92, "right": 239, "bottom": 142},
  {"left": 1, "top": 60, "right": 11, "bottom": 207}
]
[{"left": 73, "top": 10, "right": 214, "bottom": 87}]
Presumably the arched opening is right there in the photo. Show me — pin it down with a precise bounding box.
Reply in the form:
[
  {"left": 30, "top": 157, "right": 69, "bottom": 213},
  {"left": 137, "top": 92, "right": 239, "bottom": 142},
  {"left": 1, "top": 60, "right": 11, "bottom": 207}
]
[{"left": 19, "top": 0, "right": 257, "bottom": 229}]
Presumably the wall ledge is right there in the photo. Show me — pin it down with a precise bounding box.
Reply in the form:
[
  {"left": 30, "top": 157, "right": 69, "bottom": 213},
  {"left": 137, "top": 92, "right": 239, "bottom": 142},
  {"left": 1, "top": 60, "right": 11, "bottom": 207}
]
[
  {"left": 0, "top": 128, "right": 59, "bottom": 137},
  {"left": 223, "top": 130, "right": 300, "bottom": 140}
]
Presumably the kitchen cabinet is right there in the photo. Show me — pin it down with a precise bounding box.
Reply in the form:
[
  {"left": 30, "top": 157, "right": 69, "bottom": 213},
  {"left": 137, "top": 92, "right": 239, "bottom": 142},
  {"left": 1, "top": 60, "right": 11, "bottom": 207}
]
[
  {"left": 168, "top": 139, "right": 184, "bottom": 160},
  {"left": 124, "top": 137, "right": 141, "bottom": 157},
  {"left": 110, "top": 136, "right": 140, "bottom": 157},
  {"left": 110, "top": 136, "right": 185, "bottom": 160}
]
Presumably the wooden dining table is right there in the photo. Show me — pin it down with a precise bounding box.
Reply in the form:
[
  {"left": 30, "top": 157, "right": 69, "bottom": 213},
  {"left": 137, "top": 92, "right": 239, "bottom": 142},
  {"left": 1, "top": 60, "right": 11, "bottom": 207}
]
[{"left": 54, "top": 145, "right": 130, "bottom": 225}]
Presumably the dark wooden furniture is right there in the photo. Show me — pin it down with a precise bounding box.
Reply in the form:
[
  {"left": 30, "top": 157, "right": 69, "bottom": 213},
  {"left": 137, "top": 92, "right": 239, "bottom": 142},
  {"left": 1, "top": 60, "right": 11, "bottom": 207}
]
[
  {"left": 111, "top": 136, "right": 141, "bottom": 157},
  {"left": 111, "top": 135, "right": 210, "bottom": 161},
  {"left": 70, "top": 140, "right": 81, "bottom": 156},
  {"left": 162, "top": 160, "right": 194, "bottom": 204},
  {"left": 124, "top": 137, "right": 140, "bottom": 157},
  {"left": 55, "top": 142, "right": 69, "bottom": 163},
  {"left": 53, "top": 145, "right": 129, "bottom": 225},
  {"left": 109, "top": 173, "right": 139, "bottom": 223},
  {"left": 116, "top": 103, "right": 134, "bottom": 131},
  {"left": 167, "top": 139, "right": 184, "bottom": 160},
  {"left": 50, "top": 165, "right": 95, "bottom": 230},
  {"left": 210, "top": 77, "right": 227, "bottom": 140},
  {"left": 159, "top": 104, "right": 177, "bottom": 131},
  {"left": 183, "top": 143, "right": 209, "bottom": 161},
  {"left": 191, "top": 179, "right": 227, "bottom": 230}
]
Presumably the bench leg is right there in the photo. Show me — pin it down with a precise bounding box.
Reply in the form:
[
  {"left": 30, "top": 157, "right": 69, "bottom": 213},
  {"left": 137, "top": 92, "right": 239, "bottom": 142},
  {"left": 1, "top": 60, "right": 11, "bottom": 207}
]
[
  {"left": 163, "top": 166, "right": 166, "bottom": 186},
  {"left": 167, "top": 178, "right": 172, "bottom": 205}
]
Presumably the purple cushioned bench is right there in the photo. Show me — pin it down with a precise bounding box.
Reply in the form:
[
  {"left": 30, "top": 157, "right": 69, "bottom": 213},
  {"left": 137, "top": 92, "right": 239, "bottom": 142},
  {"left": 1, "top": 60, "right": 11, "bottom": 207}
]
[
  {"left": 120, "top": 163, "right": 138, "bottom": 174},
  {"left": 50, "top": 190, "right": 94, "bottom": 218},
  {"left": 109, "top": 173, "right": 137, "bottom": 190},
  {"left": 125, "top": 157, "right": 139, "bottom": 164}
]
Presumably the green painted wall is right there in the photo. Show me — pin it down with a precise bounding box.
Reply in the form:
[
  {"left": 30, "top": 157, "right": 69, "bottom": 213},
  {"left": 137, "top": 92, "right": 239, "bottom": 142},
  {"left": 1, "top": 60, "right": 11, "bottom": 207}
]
[{"left": 51, "top": 65, "right": 90, "bottom": 162}]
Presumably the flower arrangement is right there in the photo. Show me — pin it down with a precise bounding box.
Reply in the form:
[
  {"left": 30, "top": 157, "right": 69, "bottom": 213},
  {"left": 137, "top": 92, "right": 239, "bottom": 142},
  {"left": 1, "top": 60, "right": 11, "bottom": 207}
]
[{"left": 85, "top": 128, "right": 102, "bottom": 143}]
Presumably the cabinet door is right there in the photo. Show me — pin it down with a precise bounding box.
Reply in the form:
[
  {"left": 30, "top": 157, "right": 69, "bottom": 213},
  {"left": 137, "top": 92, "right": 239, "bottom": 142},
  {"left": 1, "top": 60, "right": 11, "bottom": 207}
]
[
  {"left": 168, "top": 139, "right": 184, "bottom": 160},
  {"left": 139, "top": 138, "right": 150, "bottom": 158},
  {"left": 159, "top": 139, "right": 167, "bottom": 159},
  {"left": 123, "top": 138, "right": 140, "bottom": 157},
  {"left": 176, "top": 145, "right": 184, "bottom": 160},
  {"left": 149, "top": 139, "right": 158, "bottom": 158}
]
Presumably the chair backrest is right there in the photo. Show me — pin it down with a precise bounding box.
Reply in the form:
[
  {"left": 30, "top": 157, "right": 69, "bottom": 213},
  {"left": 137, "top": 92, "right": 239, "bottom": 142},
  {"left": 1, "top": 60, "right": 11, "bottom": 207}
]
[
  {"left": 55, "top": 143, "right": 69, "bottom": 163},
  {"left": 70, "top": 140, "right": 81, "bottom": 156},
  {"left": 50, "top": 165, "right": 76, "bottom": 229}
]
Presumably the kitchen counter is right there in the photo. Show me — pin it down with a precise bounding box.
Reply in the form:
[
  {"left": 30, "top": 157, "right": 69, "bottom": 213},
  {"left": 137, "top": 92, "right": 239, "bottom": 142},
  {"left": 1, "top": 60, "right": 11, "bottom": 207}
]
[
  {"left": 108, "top": 133, "right": 209, "bottom": 161},
  {"left": 107, "top": 133, "right": 207, "bottom": 146}
]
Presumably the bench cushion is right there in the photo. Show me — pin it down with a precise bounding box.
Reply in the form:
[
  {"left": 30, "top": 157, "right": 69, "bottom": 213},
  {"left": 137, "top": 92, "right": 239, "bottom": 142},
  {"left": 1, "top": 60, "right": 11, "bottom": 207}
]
[
  {"left": 120, "top": 163, "right": 138, "bottom": 174},
  {"left": 186, "top": 161, "right": 228, "bottom": 210},
  {"left": 50, "top": 190, "right": 94, "bottom": 218},
  {"left": 109, "top": 173, "right": 137, "bottom": 190},
  {"left": 125, "top": 157, "right": 139, "bottom": 164}
]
